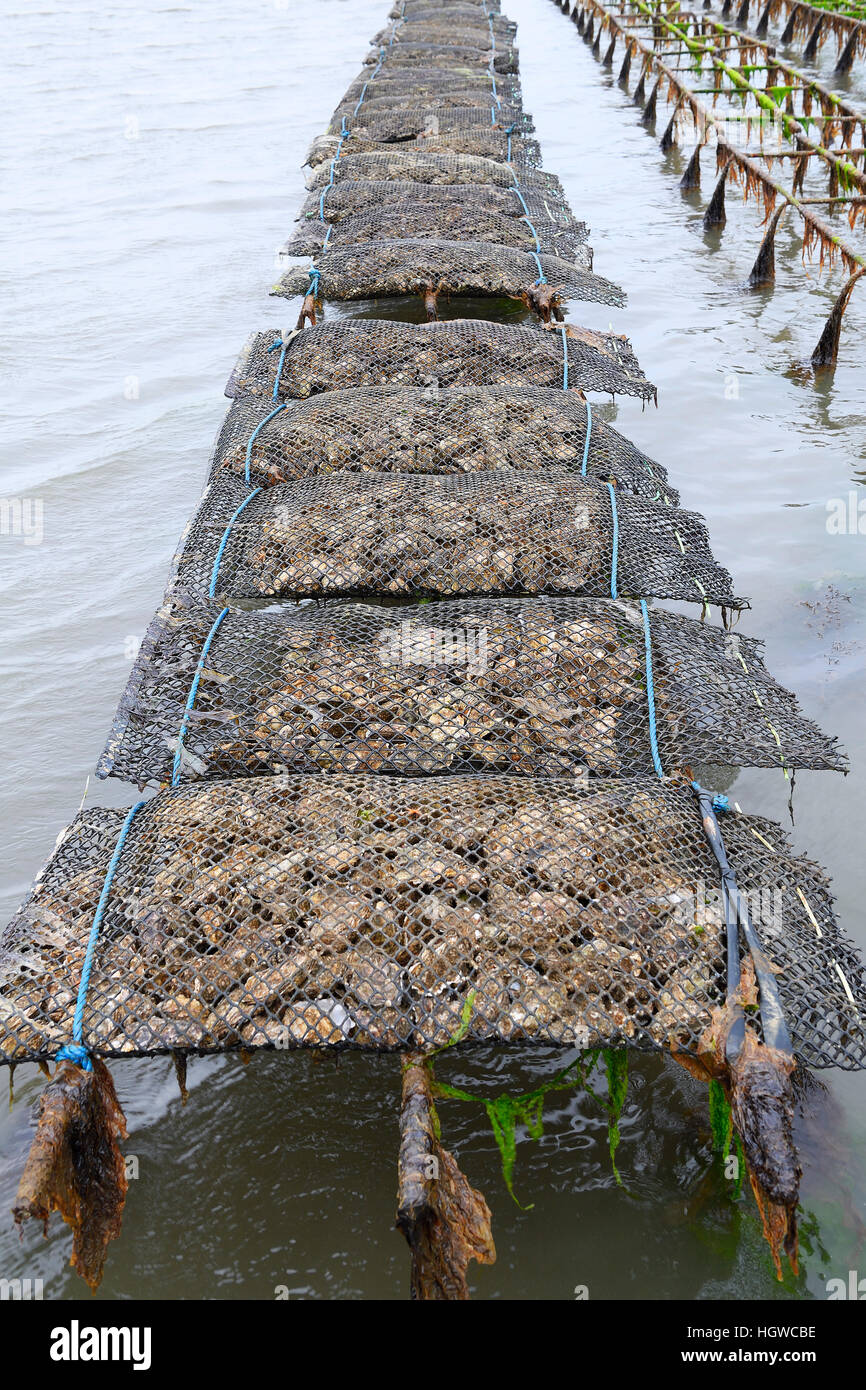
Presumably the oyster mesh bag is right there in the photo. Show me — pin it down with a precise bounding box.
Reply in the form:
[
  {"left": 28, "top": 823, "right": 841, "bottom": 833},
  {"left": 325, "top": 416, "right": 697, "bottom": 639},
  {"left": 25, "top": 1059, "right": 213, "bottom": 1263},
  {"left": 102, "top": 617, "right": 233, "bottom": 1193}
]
[
  {"left": 361, "top": 43, "right": 520, "bottom": 72},
  {"left": 325, "top": 102, "right": 530, "bottom": 137},
  {"left": 329, "top": 92, "right": 526, "bottom": 127},
  {"left": 99, "top": 595, "right": 844, "bottom": 788},
  {"left": 285, "top": 199, "right": 589, "bottom": 261},
  {"left": 374, "top": 18, "right": 517, "bottom": 43},
  {"left": 275, "top": 239, "right": 617, "bottom": 310},
  {"left": 209, "top": 386, "right": 676, "bottom": 502},
  {"left": 305, "top": 150, "right": 566, "bottom": 194},
  {"left": 2, "top": 775, "right": 862, "bottom": 1067},
  {"left": 225, "top": 321, "right": 655, "bottom": 403},
  {"left": 307, "top": 129, "right": 542, "bottom": 168},
  {"left": 390, "top": 0, "right": 503, "bottom": 14},
  {"left": 170, "top": 471, "right": 739, "bottom": 606},
  {"left": 338, "top": 71, "right": 523, "bottom": 110}
]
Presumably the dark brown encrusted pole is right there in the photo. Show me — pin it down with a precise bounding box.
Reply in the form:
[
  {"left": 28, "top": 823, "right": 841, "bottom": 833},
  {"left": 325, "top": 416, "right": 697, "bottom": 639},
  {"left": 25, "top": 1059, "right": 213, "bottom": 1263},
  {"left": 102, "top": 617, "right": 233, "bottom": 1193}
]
[
  {"left": 296, "top": 292, "right": 318, "bottom": 329},
  {"left": 681, "top": 142, "right": 702, "bottom": 190},
  {"left": 422, "top": 284, "right": 439, "bottom": 321},
  {"left": 834, "top": 30, "right": 858, "bottom": 75},
  {"left": 756, "top": 1, "right": 772, "bottom": 37},
  {"left": 704, "top": 162, "right": 730, "bottom": 227},
  {"left": 618, "top": 43, "right": 632, "bottom": 83},
  {"left": 524, "top": 281, "right": 566, "bottom": 322},
  {"left": 13, "top": 1059, "right": 128, "bottom": 1292},
  {"left": 603, "top": 35, "right": 617, "bottom": 65},
  {"left": 642, "top": 77, "right": 661, "bottom": 127},
  {"left": 660, "top": 102, "right": 681, "bottom": 152},
  {"left": 811, "top": 267, "right": 865, "bottom": 367},
  {"left": 748, "top": 203, "right": 787, "bottom": 286},
  {"left": 395, "top": 1056, "right": 496, "bottom": 1301},
  {"left": 803, "top": 16, "right": 823, "bottom": 61},
  {"left": 780, "top": 5, "right": 800, "bottom": 44}
]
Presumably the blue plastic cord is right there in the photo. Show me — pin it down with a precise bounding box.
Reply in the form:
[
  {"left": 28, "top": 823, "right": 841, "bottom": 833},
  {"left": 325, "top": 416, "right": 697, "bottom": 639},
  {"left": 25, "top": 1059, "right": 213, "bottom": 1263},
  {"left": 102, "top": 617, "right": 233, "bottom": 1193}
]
[
  {"left": 272, "top": 342, "right": 288, "bottom": 401},
  {"left": 607, "top": 482, "right": 619, "bottom": 598},
  {"left": 209, "top": 488, "right": 262, "bottom": 599},
  {"left": 639, "top": 599, "right": 664, "bottom": 779},
  {"left": 559, "top": 324, "right": 569, "bottom": 390},
  {"left": 56, "top": 800, "right": 147, "bottom": 1069},
  {"left": 245, "top": 403, "right": 287, "bottom": 483},
  {"left": 530, "top": 250, "right": 545, "bottom": 285},
  {"left": 581, "top": 401, "right": 593, "bottom": 476},
  {"left": 171, "top": 606, "right": 231, "bottom": 786},
  {"left": 521, "top": 216, "right": 542, "bottom": 253}
]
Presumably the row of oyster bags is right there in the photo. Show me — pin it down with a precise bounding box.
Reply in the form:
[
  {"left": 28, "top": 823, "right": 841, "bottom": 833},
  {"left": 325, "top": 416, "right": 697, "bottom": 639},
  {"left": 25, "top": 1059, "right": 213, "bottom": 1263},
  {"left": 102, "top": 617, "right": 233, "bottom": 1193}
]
[
  {"left": 285, "top": 3, "right": 600, "bottom": 313},
  {"left": 98, "top": 595, "right": 844, "bottom": 787},
  {"left": 3, "top": 774, "right": 863, "bottom": 1067}
]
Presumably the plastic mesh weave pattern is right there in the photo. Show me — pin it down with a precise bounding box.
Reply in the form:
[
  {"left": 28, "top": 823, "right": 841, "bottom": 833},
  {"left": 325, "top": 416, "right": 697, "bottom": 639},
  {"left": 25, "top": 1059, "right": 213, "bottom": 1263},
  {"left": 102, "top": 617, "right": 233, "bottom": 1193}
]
[
  {"left": 225, "top": 321, "right": 655, "bottom": 403},
  {"left": 98, "top": 596, "right": 845, "bottom": 788},
  {"left": 285, "top": 200, "right": 588, "bottom": 260},
  {"left": 208, "top": 386, "right": 675, "bottom": 500},
  {"left": 276, "top": 239, "right": 618, "bottom": 309},
  {"left": 170, "top": 471, "right": 740, "bottom": 606},
  {"left": 305, "top": 150, "right": 565, "bottom": 193},
  {"left": 2, "top": 776, "right": 861, "bottom": 1067}
]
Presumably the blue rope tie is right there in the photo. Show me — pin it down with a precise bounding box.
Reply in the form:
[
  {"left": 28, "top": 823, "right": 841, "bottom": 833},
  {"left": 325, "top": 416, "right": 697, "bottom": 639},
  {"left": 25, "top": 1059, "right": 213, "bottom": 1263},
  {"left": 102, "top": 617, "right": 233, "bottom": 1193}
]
[
  {"left": 209, "top": 488, "right": 262, "bottom": 599},
  {"left": 530, "top": 251, "right": 545, "bottom": 285},
  {"left": 244, "top": 402, "right": 287, "bottom": 485},
  {"left": 521, "top": 215, "right": 543, "bottom": 253},
  {"left": 322, "top": 224, "right": 333, "bottom": 249},
  {"left": 353, "top": 82, "right": 368, "bottom": 117},
  {"left": 171, "top": 607, "right": 231, "bottom": 786},
  {"left": 559, "top": 324, "right": 569, "bottom": 390},
  {"left": 56, "top": 800, "right": 147, "bottom": 1070},
  {"left": 639, "top": 599, "right": 664, "bottom": 779},
  {"left": 581, "top": 401, "right": 592, "bottom": 475},
  {"left": 307, "top": 266, "right": 321, "bottom": 299},
  {"left": 607, "top": 482, "right": 619, "bottom": 598},
  {"left": 512, "top": 184, "right": 530, "bottom": 216},
  {"left": 272, "top": 341, "right": 288, "bottom": 401}
]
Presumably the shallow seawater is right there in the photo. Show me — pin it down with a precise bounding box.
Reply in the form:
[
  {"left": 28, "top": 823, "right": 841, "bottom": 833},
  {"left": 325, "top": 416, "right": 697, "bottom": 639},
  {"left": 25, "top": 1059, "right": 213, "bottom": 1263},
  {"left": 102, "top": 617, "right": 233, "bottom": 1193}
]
[{"left": 0, "top": 0, "right": 864, "bottom": 1301}]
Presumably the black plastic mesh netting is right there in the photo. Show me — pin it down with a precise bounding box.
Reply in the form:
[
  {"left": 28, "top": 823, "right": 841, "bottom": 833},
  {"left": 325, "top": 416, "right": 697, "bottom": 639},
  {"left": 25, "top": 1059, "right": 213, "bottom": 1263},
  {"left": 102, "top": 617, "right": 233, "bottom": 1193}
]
[
  {"left": 374, "top": 18, "right": 516, "bottom": 43},
  {"left": 2, "top": 775, "right": 862, "bottom": 1067},
  {"left": 305, "top": 150, "right": 565, "bottom": 193},
  {"left": 361, "top": 43, "right": 519, "bottom": 72},
  {"left": 338, "top": 72, "right": 523, "bottom": 112},
  {"left": 285, "top": 199, "right": 588, "bottom": 261},
  {"left": 329, "top": 93, "right": 525, "bottom": 129},
  {"left": 325, "top": 103, "right": 530, "bottom": 137},
  {"left": 225, "top": 321, "right": 655, "bottom": 403},
  {"left": 390, "top": 0, "right": 503, "bottom": 14},
  {"left": 307, "top": 129, "right": 542, "bottom": 168},
  {"left": 99, "top": 595, "right": 844, "bottom": 788},
  {"left": 169, "top": 471, "right": 739, "bottom": 606},
  {"left": 208, "top": 386, "right": 675, "bottom": 501},
  {"left": 299, "top": 180, "right": 582, "bottom": 239},
  {"left": 275, "top": 240, "right": 619, "bottom": 310}
]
